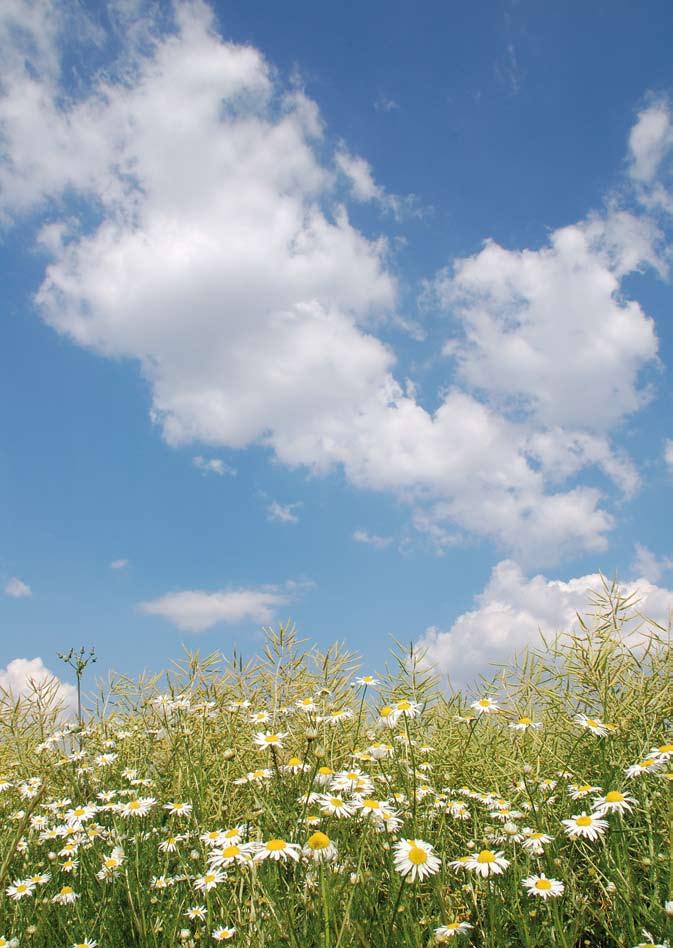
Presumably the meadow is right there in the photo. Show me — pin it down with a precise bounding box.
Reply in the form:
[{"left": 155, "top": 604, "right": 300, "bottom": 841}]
[{"left": 0, "top": 582, "right": 671, "bottom": 947}]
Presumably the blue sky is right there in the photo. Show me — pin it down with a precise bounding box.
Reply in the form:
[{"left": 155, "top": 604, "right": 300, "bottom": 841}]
[{"left": 1, "top": 0, "right": 673, "bottom": 700}]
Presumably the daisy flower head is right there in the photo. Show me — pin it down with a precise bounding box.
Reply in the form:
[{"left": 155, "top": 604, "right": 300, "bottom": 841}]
[
  {"left": 435, "top": 921, "right": 473, "bottom": 941},
  {"left": 120, "top": 796, "right": 156, "bottom": 818},
  {"left": 562, "top": 812, "right": 608, "bottom": 841},
  {"left": 296, "top": 698, "right": 317, "bottom": 713},
  {"left": 0, "top": 937, "right": 19, "bottom": 947},
  {"left": 213, "top": 928, "right": 236, "bottom": 941},
  {"left": 6, "top": 878, "right": 35, "bottom": 899},
  {"left": 522, "top": 830, "right": 553, "bottom": 855},
  {"left": 284, "top": 756, "right": 308, "bottom": 774},
  {"left": 377, "top": 705, "right": 398, "bottom": 729},
  {"left": 319, "top": 794, "right": 356, "bottom": 818},
  {"left": 626, "top": 757, "right": 662, "bottom": 779},
  {"left": 255, "top": 838, "right": 301, "bottom": 862},
  {"left": 73, "top": 941, "right": 97, "bottom": 948},
  {"left": 470, "top": 697, "right": 500, "bottom": 715},
  {"left": 208, "top": 843, "right": 255, "bottom": 869},
  {"left": 592, "top": 790, "right": 636, "bottom": 816},
  {"left": 393, "top": 838, "right": 441, "bottom": 882},
  {"left": 303, "top": 831, "right": 337, "bottom": 862},
  {"left": 355, "top": 675, "right": 379, "bottom": 687},
  {"left": 250, "top": 711, "right": 270, "bottom": 724},
  {"left": 464, "top": 849, "right": 510, "bottom": 877},
  {"left": 509, "top": 716, "right": 542, "bottom": 731},
  {"left": 164, "top": 802, "right": 193, "bottom": 817},
  {"left": 314, "top": 766, "right": 334, "bottom": 786},
  {"left": 185, "top": 906, "right": 207, "bottom": 920},
  {"left": 393, "top": 698, "right": 422, "bottom": 719},
  {"left": 522, "top": 873, "right": 564, "bottom": 899},
  {"left": 52, "top": 884, "right": 79, "bottom": 904},
  {"left": 253, "top": 731, "right": 288, "bottom": 750},
  {"left": 651, "top": 742, "right": 673, "bottom": 760},
  {"left": 568, "top": 783, "right": 602, "bottom": 800},
  {"left": 575, "top": 714, "right": 608, "bottom": 737},
  {"left": 194, "top": 870, "right": 226, "bottom": 892}
]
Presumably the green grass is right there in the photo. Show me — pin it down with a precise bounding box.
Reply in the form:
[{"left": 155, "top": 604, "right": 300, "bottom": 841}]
[{"left": 0, "top": 581, "right": 671, "bottom": 947}]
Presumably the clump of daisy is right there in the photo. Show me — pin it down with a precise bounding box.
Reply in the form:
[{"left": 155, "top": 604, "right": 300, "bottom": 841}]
[
  {"left": 470, "top": 697, "right": 500, "bottom": 715},
  {"left": 393, "top": 838, "right": 441, "bottom": 881},
  {"left": 212, "top": 927, "right": 236, "bottom": 941},
  {"left": 253, "top": 731, "right": 288, "bottom": 750}
]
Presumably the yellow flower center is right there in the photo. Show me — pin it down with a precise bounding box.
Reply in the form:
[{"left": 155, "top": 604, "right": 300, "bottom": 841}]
[
  {"left": 105, "top": 858, "right": 119, "bottom": 868},
  {"left": 529, "top": 833, "right": 544, "bottom": 840},
  {"left": 380, "top": 706, "right": 393, "bottom": 717},
  {"left": 534, "top": 879, "right": 552, "bottom": 890},
  {"left": 74, "top": 807, "right": 86, "bottom": 817},
  {"left": 476, "top": 850, "right": 496, "bottom": 863},
  {"left": 318, "top": 767, "right": 333, "bottom": 776},
  {"left": 518, "top": 716, "right": 532, "bottom": 725},
  {"left": 287, "top": 757, "right": 302, "bottom": 766},
  {"left": 224, "top": 829, "right": 238, "bottom": 838},
  {"left": 266, "top": 838, "right": 287, "bottom": 851},
  {"left": 639, "top": 759, "right": 655, "bottom": 768},
  {"left": 657, "top": 743, "right": 673, "bottom": 753},
  {"left": 16, "top": 884, "right": 28, "bottom": 892},
  {"left": 478, "top": 699, "right": 491, "bottom": 707},
  {"left": 128, "top": 801, "right": 141, "bottom": 809},
  {"left": 587, "top": 719, "right": 600, "bottom": 727},
  {"left": 264, "top": 734, "right": 279, "bottom": 743},
  {"left": 361, "top": 799, "right": 379, "bottom": 809},
  {"left": 604, "top": 791, "right": 624, "bottom": 803},
  {"left": 576, "top": 815, "right": 593, "bottom": 826},
  {"left": 308, "top": 832, "right": 330, "bottom": 850},
  {"left": 221, "top": 845, "right": 239, "bottom": 858},
  {"left": 408, "top": 845, "right": 428, "bottom": 865},
  {"left": 205, "top": 873, "right": 216, "bottom": 883},
  {"left": 60, "top": 886, "right": 74, "bottom": 895},
  {"left": 396, "top": 700, "right": 412, "bottom": 711}
]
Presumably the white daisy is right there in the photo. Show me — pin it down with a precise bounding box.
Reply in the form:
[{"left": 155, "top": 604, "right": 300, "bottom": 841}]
[
  {"left": 522, "top": 874, "right": 564, "bottom": 899},
  {"left": 393, "top": 838, "right": 441, "bottom": 881}
]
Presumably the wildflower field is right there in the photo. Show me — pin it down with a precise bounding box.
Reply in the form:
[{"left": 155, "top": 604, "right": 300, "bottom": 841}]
[{"left": 0, "top": 585, "right": 672, "bottom": 948}]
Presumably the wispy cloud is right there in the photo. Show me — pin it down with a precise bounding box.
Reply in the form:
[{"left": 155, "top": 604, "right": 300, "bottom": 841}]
[
  {"left": 352, "top": 529, "right": 392, "bottom": 550},
  {"left": 4, "top": 576, "right": 32, "bottom": 598},
  {"left": 631, "top": 543, "right": 673, "bottom": 583},
  {"left": 374, "top": 94, "right": 399, "bottom": 113},
  {"left": 193, "top": 456, "right": 236, "bottom": 477},
  {"left": 110, "top": 559, "right": 129, "bottom": 570},
  {"left": 267, "top": 501, "right": 302, "bottom": 524}
]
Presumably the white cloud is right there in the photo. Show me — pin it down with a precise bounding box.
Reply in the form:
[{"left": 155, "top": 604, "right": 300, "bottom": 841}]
[
  {"left": 139, "top": 584, "right": 293, "bottom": 632},
  {"left": 418, "top": 560, "right": 673, "bottom": 687},
  {"left": 430, "top": 217, "right": 658, "bottom": 432},
  {"left": 0, "top": 657, "right": 77, "bottom": 712},
  {"left": 267, "top": 501, "right": 301, "bottom": 524},
  {"left": 0, "top": 0, "right": 664, "bottom": 565},
  {"left": 628, "top": 101, "right": 673, "bottom": 214},
  {"left": 631, "top": 543, "right": 673, "bottom": 584},
  {"left": 110, "top": 559, "right": 128, "bottom": 570},
  {"left": 352, "top": 529, "right": 393, "bottom": 550},
  {"left": 4, "top": 576, "right": 32, "bottom": 598},
  {"left": 665, "top": 439, "right": 673, "bottom": 472},
  {"left": 335, "top": 148, "right": 423, "bottom": 219},
  {"left": 193, "top": 455, "right": 235, "bottom": 476}
]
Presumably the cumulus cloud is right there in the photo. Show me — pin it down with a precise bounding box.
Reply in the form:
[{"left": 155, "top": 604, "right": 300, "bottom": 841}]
[
  {"left": 0, "top": 657, "right": 77, "bottom": 712},
  {"left": 418, "top": 560, "right": 673, "bottom": 687},
  {"left": 193, "top": 456, "right": 235, "bottom": 477},
  {"left": 335, "top": 148, "right": 423, "bottom": 219},
  {"left": 267, "top": 501, "right": 301, "bottom": 524},
  {"left": 139, "top": 584, "right": 294, "bottom": 632},
  {"left": 352, "top": 529, "right": 393, "bottom": 550},
  {"left": 430, "top": 218, "right": 658, "bottom": 432},
  {"left": 4, "top": 576, "right": 32, "bottom": 598},
  {"left": 0, "top": 0, "right": 666, "bottom": 565}
]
